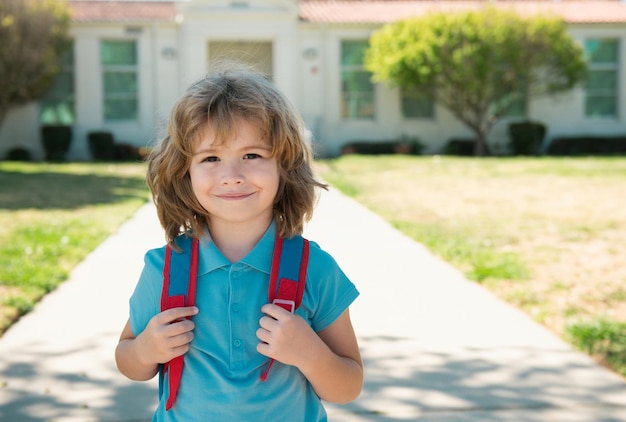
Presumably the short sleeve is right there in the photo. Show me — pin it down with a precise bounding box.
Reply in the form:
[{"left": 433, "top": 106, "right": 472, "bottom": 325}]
[
  {"left": 302, "top": 241, "right": 359, "bottom": 332},
  {"left": 128, "top": 246, "right": 166, "bottom": 336}
]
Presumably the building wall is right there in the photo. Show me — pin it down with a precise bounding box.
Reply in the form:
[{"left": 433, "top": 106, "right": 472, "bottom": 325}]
[
  {"left": 69, "top": 22, "right": 181, "bottom": 160},
  {"left": 543, "top": 24, "right": 626, "bottom": 141},
  {"left": 1, "top": 4, "right": 625, "bottom": 160},
  {"left": 0, "top": 104, "right": 41, "bottom": 160},
  {"left": 178, "top": 0, "right": 300, "bottom": 98},
  {"left": 302, "top": 23, "right": 484, "bottom": 155},
  {"left": 305, "top": 22, "right": 626, "bottom": 156}
]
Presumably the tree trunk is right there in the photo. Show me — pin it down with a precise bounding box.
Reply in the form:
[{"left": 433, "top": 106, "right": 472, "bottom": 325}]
[
  {"left": 0, "top": 104, "right": 8, "bottom": 147},
  {"left": 472, "top": 129, "right": 491, "bottom": 157}
]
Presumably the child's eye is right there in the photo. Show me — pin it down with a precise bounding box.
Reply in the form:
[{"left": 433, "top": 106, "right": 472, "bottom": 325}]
[
  {"left": 243, "top": 153, "right": 261, "bottom": 160},
  {"left": 202, "top": 156, "right": 219, "bottom": 163}
]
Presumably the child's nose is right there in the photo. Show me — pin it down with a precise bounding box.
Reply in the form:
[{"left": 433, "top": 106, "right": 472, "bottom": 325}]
[{"left": 220, "top": 161, "right": 244, "bottom": 184}]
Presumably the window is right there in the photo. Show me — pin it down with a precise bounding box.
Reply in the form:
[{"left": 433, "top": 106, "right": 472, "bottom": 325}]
[
  {"left": 502, "top": 95, "right": 526, "bottom": 118},
  {"left": 341, "top": 41, "right": 374, "bottom": 119},
  {"left": 40, "top": 45, "right": 75, "bottom": 124},
  {"left": 493, "top": 90, "right": 526, "bottom": 118},
  {"left": 585, "top": 39, "right": 619, "bottom": 118},
  {"left": 401, "top": 87, "right": 434, "bottom": 119},
  {"left": 101, "top": 40, "right": 138, "bottom": 121}
]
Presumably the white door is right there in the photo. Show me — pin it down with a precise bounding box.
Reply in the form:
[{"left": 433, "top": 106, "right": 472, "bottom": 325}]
[{"left": 208, "top": 41, "right": 273, "bottom": 79}]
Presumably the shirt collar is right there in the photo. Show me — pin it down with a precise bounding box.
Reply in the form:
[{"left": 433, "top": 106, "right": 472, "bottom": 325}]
[
  {"left": 240, "top": 220, "right": 276, "bottom": 274},
  {"left": 196, "top": 221, "right": 276, "bottom": 276}
]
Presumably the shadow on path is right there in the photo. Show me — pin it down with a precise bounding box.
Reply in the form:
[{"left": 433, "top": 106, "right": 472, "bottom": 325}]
[{"left": 326, "top": 336, "right": 626, "bottom": 421}]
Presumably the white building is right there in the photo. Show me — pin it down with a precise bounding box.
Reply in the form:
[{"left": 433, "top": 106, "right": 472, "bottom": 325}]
[{"left": 1, "top": 0, "right": 626, "bottom": 159}]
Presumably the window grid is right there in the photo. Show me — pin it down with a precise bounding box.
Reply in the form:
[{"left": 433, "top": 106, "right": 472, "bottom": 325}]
[
  {"left": 101, "top": 40, "right": 139, "bottom": 121},
  {"left": 585, "top": 39, "right": 619, "bottom": 118},
  {"left": 401, "top": 87, "right": 434, "bottom": 119},
  {"left": 40, "top": 45, "right": 75, "bottom": 124},
  {"left": 340, "top": 41, "right": 375, "bottom": 119}
]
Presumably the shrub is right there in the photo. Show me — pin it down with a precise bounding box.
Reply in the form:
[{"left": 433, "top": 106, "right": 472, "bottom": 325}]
[
  {"left": 88, "top": 131, "right": 115, "bottom": 161},
  {"left": 341, "top": 137, "right": 424, "bottom": 156},
  {"left": 41, "top": 125, "right": 72, "bottom": 161},
  {"left": 341, "top": 141, "right": 396, "bottom": 155},
  {"left": 5, "top": 147, "right": 33, "bottom": 161},
  {"left": 508, "top": 121, "right": 546, "bottom": 155},
  {"left": 114, "top": 143, "right": 144, "bottom": 161},
  {"left": 395, "top": 136, "right": 424, "bottom": 155},
  {"left": 444, "top": 138, "right": 475, "bottom": 156},
  {"left": 546, "top": 136, "right": 626, "bottom": 156}
]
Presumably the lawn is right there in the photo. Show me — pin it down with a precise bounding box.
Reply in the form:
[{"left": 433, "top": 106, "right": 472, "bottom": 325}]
[
  {"left": 0, "top": 162, "right": 150, "bottom": 335},
  {"left": 315, "top": 155, "right": 626, "bottom": 377},
  {"left": 2, "top": 157, "right": 624, "bottom": 378}
]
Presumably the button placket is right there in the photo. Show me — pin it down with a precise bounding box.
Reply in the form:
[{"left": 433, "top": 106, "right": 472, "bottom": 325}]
[{"left": 229, "top": 264, "right": 247, "bottom": 369}]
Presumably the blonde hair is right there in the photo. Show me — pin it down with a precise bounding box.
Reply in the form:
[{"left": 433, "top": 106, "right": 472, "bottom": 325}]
[{"left": 147, "top": 68, "right": 327, "bottom": 247}]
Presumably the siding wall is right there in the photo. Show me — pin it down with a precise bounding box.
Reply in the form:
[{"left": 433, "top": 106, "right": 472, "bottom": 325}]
[{"left": 1, "top": 7, "right": 625, "bottom": 160}]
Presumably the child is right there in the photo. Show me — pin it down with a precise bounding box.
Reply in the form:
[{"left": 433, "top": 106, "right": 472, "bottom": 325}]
[{"left": 115, "top": 69, "right": 363, "bottom": 421}]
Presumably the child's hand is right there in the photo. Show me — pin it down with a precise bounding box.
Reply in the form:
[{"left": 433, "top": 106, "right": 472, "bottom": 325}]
[
  {"left": 256, "top": 303, "right": 321, "bottom": 368},
  {"left": 137, "top": 306, "right": 198, "bottom": 366}
]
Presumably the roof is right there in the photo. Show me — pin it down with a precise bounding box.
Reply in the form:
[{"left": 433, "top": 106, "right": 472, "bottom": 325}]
[
  {"left": 69, "top": 1, "right": 179, "bottom": 23},
  {"left": 68, "top": 0, "right": 626, "bottom": 24},
  {"left": 299, "top": 1, "right": 626, "bottom": 24}
]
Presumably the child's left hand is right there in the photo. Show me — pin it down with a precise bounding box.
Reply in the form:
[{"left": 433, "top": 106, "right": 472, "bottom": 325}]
[
  {"left": 256, "top": 303, "right": 322, "bottom": 368},
  {"left": 258, "top": 304, "right": 363, "bottom": 403}
]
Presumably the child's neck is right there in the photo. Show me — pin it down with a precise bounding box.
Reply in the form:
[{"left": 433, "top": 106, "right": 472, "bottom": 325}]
[{"left": 208, "top": 218, "right": 272, "bottom": 263}]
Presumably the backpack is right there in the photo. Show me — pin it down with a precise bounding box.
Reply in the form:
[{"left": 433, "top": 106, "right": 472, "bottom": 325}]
[{"left": 159, "top": 233, "right": 310, "bottom": 411}]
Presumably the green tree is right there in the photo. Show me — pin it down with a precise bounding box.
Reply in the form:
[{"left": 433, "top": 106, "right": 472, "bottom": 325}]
[
  {"left": 0, "top": 0, "right": 71, "bottom": 128},
  {"left": 365, "top": 7, "right": 587, "bottom": 156}
]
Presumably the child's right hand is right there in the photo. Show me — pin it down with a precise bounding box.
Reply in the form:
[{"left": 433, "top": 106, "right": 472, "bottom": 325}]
[{"left": 137, "top": 306, "right": 199, "bottom": 365}]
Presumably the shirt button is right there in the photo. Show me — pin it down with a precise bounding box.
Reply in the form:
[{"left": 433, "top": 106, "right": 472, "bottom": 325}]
[
  {"left": 233, "top": 339, "right": 242, "bottom": 347},
  {"left": 232, "top": 272, "right": 240, "bottom": 279},
  {"left": 232, "top": 303, "right": 240, "bottom": 312}
]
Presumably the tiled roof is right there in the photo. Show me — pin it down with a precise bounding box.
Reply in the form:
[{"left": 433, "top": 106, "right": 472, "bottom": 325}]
[
  {"left": 68, "top": 0, "right": 626, "bottom": 24},
  {"left": 69, "top": 1, "right": 179, "bottom": 23},
  {"left": 299, "top": 1, "right": 626, "bottom": 24}
]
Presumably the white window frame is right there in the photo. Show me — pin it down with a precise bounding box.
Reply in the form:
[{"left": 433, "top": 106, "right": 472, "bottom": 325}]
[
  {"left": 39, "top": 43, "right": 75, "bottom": 125},
  {"left": 585, "top": 38, "right": 619, "bottom": 118},
  {"left": 340, "top": 40, "right": 375, "bottom": 120},
  {"left": 100, "top": 39, "right": 139, "bottom": 122},
  {"left": 401, "top": 87, "right": 435, "bottom": 119}
]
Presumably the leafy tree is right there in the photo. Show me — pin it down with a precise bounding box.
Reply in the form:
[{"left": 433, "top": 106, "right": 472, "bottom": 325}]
[
  {"left": 0, "top": 0, "right": 71, "bottom": 128},
  {"left": 365, "top": 7, "right": 587, "bottom": 156}
]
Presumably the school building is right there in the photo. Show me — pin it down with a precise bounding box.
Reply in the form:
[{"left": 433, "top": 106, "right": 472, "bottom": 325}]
[{"left": 2, "top": 0, "right": 626, "bottom": 160}]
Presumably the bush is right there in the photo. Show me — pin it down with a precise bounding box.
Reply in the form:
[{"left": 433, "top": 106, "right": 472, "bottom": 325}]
[
  {"left": 395, "top": 136, "right": 424, "bottom": 155},
  {"left": 341, "top": 141, "right": 396, "bottom": 155},
  {"left": 546, "top": 136, "right": 626, "bottom": 156},
  {"left": 508, "top": 121, "right": 546, "bottom": 155},
  {"left": 444, "top": 138, "right": 475, "bottom": 156},
  {"left": 41, "top": 125, "right": 72, "bottom": 161},
  {"left": 114, "top": 143, "right": 144, "bottom": 161},
  {"left": 341, "top": 138, "right": 424, "bottom": 156},
  {"left": 5, "top": 147, "right": 33, "bottom": 161},
  {"left": 88, "top": 131, "right": 115, "bottom": 161}
]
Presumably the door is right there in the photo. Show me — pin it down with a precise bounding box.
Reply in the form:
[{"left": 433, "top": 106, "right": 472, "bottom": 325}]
[{"left": 208, "top": 41, "right": 273, "bottom": 79}]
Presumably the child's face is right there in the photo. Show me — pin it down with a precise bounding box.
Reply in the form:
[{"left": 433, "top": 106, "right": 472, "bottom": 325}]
[{"left": 188, "top": 119, "right": 279, "bottom": 231}]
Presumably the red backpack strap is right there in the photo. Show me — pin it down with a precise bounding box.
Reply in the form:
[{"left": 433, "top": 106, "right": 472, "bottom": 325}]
[
  {"left": 159, "top": 235, "right": 198, "bottom": 411},
  {"left": 260, "top": 234, "right": 309, "bottom": 381}
]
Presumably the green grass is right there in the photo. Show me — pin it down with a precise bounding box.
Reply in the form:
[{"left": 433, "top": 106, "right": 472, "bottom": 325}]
[
  {"left": 393, "top": 220, "right": 528, "bottom": 282},
  {"left": 0, "top": 162, "right": 150, "bottom": 335},
  {"left": 3, "top": 157, "right": 626, "bottom": 379},
  {"left": 315, "top": 155, "right": 626, "bottom": 377},
  {"left": 566, "top": 318, "right": 626, "bottom": 375}
]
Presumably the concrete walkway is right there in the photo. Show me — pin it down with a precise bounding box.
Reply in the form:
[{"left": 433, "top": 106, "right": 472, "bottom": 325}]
[{"left": 1, "top": 188, "right": 626, "bottom": 421}]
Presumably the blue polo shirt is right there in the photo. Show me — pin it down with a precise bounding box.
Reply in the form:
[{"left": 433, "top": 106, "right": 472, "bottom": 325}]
[{"left": 129, "top": 221, "right": 359, "bottom": 421}]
